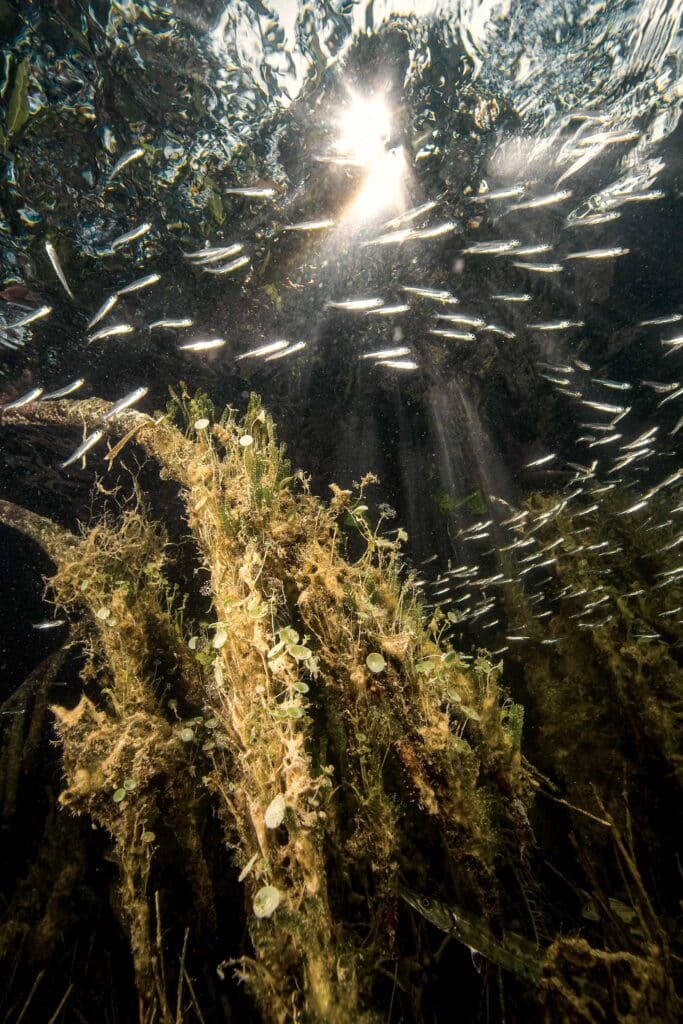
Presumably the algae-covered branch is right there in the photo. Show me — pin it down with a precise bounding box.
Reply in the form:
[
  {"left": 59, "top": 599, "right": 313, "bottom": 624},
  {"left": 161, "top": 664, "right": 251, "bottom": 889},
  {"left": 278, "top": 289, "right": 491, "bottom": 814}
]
[{"left": 0, "top": 392, "right": 679, "bottom": 1023}]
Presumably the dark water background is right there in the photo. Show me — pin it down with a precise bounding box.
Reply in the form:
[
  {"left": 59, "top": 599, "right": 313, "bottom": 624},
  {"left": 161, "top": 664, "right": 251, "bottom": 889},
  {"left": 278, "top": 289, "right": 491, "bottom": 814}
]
[{"left": 0, "top": 4, "right": 682, "bottom": 1022}]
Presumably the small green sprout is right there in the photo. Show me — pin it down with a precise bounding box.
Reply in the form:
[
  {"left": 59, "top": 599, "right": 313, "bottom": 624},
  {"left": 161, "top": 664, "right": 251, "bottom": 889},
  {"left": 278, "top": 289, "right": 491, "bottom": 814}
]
[{"left": 415, "top": 658, "right": 435, "bottom": 674}]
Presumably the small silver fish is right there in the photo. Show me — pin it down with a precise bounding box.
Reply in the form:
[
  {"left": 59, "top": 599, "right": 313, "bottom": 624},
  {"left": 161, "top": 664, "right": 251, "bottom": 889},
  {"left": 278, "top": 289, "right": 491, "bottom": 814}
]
[
  {"left": 100, "top": 386, "right": 149, "bottom": 421},
  {"left": 184, "top": 243, "right": 243, "bottom": 263},
  {"left": 88, "top": 294, "right": 119, "bottom": 329},
  {"left": 588, "top": 433, "right": 622, "bottom": 447},
  {"left": 45, "top": 241, "right": 75, "bottom": 300},
  {"left": 149, "top": 318, "right": 194, "bottom": 330},
  {"left": 621, "top": 427, "right": 658, "bottom": 449},
  {"left": 527, "top": 320, "right": 584, "bottom": 331},
  {"left": 462, "top": 239, "right": 520, "bottom": 255},
  {"left": 179, "top": 338, "right": 225, "bottom": 351},
  {"left": 492, "top": 293, "right": 532, "bottom": 302},
  {"left": 362, "top": 228, "right": 412, "bottom": 247},
  {"left": 555, "top": 144, "right": 606, "bottom": 188},
  {"left": 108, "top": 146, "right": 145, "bottom": 182},
  {"left": 202, "top": 255, "right": 250, "bottom": 275},
  {"left": 236, "top": 340, "right": 290, "bottom": 360},
  {"left": 512, "top": 244, "right": 552, "bottom": 257},
  {"left": 282, "top": 219, "right": 334, "bottom": 232},
  {"left": 361, "top": 347, "right": 411, "bottom": 360},
  {"left": 565, "top": 247, "right": 629, "bottom": 260},
  {"left": 565, "top": 211, "right": 621, "bottom": 228},
  {"left": 110, "top": 223, "right": 152, "bottom": 249},
  {"left": 470, "top": 185, "right": 525, "bottom": 202},
  {"left": 581, "top": 401, "right": 626, "bottom": 413},
  {"left": 615, "top": 190, "right": 664, "bottom": 205},
  {"left": 224, "top": 186, "right": 276, "bottom": 198},
  {"left": 512, "top": 261, "right": 563, "bottom": 273},
  {"left": 409, "top": 222, "right": 455, "bottom": 240},
  {"left": 88, "top": 323, "right": 134, "bottom": 343},
  {"left": 482, "top": 324, "right": 515, "bottom": 339},
  {"left": 42, "top": 378, "right": 85, "bottom": 400},
  {"left": 435, "top": 314, "right": 485, "bottom": 327},
  {"left": 509, "top": 189, "right": 572, "bottom": 211},
  {"left": 658, "top": 385, "right": 683, "bottom": 407},
  {"left": 377, "top": 359, "right": 419, "bottom": 370},
  {"left": 429, "top": 329, "right": 475, "bottom": 341},
  {"left": 117, "top": 272, "right": 161, "bottom": 296},
  {"left": 33, "top": 620, "right": 66, "bottom": 630},
  {"left": 61, "top": 429, "right": 104, "bottom": 468},
  {"left": 365, "top": 304, "right": 410, "bottom": 316},
  {"left": 538, "top": 361, "right": 574, "bottom": 373},
  {"left": 639, "top": 313, "right": 681, "bottom": 327},
  {"left": 526, "top": 453, "right": 556, "bottom": 468},
  {"left": 1, "top": 387, "right": 44, "bottom": 410},
  {"left": 264, "top": 341, "right": 307, "bottom": 361},
  {"left": 327, "top": 298, "right": 383, "bottom": 311},
  {"left": 643, "top": 378, "right": 679, "bottom": 389},
  {"left": 401, "top": 286, "right": 457, "bottom": 303},
  {"left": 382, "top": 200, "right": 439, "bottom": 229},
  {"left": 591, "top": 377, "right": 632, "bottom": 391},
  {"left": 619, "top": 499, "right": 649, "bottom": 516},
  {"left": 2, "top": 305, "right": 52, "bottom": 330}
]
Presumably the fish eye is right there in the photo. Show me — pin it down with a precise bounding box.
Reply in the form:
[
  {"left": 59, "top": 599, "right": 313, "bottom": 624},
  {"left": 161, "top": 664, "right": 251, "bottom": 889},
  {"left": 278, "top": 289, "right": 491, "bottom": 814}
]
[{"left": 420, "top": 897, "right": 432, "bottom": 910}]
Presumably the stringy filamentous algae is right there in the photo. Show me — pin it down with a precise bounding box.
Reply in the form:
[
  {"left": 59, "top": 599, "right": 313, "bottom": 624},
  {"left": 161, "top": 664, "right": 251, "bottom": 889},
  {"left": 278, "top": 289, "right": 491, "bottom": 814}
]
[{"left": 0, "top": 391, "right": 678, "bottom": 1023}]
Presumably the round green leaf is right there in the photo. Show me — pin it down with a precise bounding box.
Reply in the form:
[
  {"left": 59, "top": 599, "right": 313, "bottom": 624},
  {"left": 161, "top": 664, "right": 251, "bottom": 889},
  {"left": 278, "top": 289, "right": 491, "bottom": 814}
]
[
  {"left": 264, "top": 794, "right": 286, "bottom": 829},
  {"left": 253, "top": 885, "right": 281, "bottom": 919},
  {"left": 366, "top": 653, "right": 386, "bottom": 674},
  {"left": 289, "top": 644, "right": 312, "bottom": 661}
]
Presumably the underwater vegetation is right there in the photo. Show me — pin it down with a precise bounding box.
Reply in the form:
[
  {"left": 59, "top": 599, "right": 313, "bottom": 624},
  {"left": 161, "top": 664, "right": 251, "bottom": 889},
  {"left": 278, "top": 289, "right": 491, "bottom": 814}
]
[
  {"left": 1, "top": 5, "right": 682, "bottom": 1023},
  {"left": 0, "top": 391, "right": 680, "bottom": 1023}
]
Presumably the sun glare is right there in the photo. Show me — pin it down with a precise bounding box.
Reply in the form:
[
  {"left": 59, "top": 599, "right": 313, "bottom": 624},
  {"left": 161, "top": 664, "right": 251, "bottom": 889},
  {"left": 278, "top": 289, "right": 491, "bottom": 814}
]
[
  {"left": 334, "top": 90, "right": 407, "bottom": 224},
  {"left": 336, "top": 91, "right": 393, "bottom": 165},
  {"left": 345, "top": 146, "right": 408, "bottom": 222}
]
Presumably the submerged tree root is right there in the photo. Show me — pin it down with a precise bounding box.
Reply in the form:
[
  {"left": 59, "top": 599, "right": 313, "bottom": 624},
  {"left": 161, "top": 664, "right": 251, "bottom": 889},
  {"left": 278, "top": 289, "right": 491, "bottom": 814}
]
[{"left": 0, "top": 393, "right": 679, "bottom": 1023}]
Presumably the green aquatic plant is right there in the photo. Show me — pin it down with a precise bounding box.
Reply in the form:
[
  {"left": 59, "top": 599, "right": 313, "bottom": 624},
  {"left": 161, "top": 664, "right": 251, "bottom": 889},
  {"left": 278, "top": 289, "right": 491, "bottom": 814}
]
[{"left": 0, "top": 394, "right": 679, "bottom": 1023}]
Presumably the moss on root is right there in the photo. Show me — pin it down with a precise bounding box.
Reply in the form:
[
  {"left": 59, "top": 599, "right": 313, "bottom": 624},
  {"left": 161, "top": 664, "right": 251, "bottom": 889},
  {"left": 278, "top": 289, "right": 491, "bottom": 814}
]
[{"left": 0, "top": 392, "right": 679, "bottom": 1023}]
